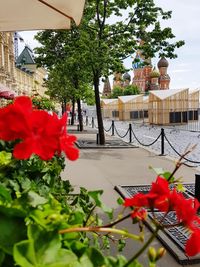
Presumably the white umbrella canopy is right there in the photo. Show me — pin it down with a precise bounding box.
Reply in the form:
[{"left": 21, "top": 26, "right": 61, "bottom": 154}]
[{"left": 0, "top": 0, "right": 85, "bottom": 31}]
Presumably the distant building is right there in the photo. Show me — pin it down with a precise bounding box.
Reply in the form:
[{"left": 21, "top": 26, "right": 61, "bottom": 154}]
[
  {"left": 157, "top": 57, "right": 170, "bottom": 90},
  {"left": 16, "top": 44, "right": 47, "bottom": 96},
  {"left": 0, "top": 31, "right": 47, "bottom": 100},
  {"left": 102, "top": 77, "right": 111, "bottom": 97},
  {"left": 123, "top": 72, "right": 131, "bottom": 87},
  {"left": 0, "top": 32, "right": 16, "bottom": 91},
  {"left": 132, "top": 54, "right": 170, "bottom": 93},
  {"left": 104, "top": 52, "right": 170, "bottom": 97},
  {"left": 113, "top": 72, "right": 124, "bottom": 88}
]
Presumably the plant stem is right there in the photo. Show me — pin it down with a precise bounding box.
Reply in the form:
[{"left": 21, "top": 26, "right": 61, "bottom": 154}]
[
  {"left": 167, "top": 147, "right": 195, "bottom": 181},
  {"left": 123, "top": 226, "right": 161, "bottom": 267},
  {"left": 101, "top": 213, "right": 131, "bottom": 228},
  {"left": 59, "top": 226, "right": 142, "bottom": 241}
]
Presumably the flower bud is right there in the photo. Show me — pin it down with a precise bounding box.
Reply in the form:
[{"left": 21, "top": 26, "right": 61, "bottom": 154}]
[
  {"left": 156, "top": 247, "right": 166, "bottom": 260},
  {"left": 148, "top": 247, "right": 157, "bottom": 262}
]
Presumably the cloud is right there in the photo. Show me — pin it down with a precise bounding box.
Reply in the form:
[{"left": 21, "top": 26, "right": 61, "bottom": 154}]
[
  {"left": 18, "top": 1, "right": 200, "bottom": 91},
  {"left": 170, "top": 69, "right": 192, "bottom": 73}
]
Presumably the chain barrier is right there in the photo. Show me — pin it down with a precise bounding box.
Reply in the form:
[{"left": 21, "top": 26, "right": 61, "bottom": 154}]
[
  {"left": 114, "top": 124, "right": 130, "bottom": 139},
  {"left": 131, "top": 128, "right": 161, "bottom": 147},
  {"left": 164, "top": 133, "right": 200, "bottom": 165},
  {"left": 86, "top": 118, "right": 200, "bottom": 166},
  {"left": 104, "top": 123, "right": 112, "bottom": 132}
]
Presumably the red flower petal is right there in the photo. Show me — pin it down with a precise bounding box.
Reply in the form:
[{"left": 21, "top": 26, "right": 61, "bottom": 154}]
[
  {"left": 185, "top": 230, "right": 200, "bottom": 256},
  {"left": 13, "top": 140, "right": 34, "bottom": 160}
]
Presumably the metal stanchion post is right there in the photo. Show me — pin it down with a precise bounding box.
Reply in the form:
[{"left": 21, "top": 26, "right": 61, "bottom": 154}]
[
  {"left": 92, "top": 117, "right": 94, "bottom": 128},
  {"left": 86, "top": 116, "right": 88, "bottom": 126},
  {"left": 160, "top": 128, "right": 165, "bottom": 156},
  {"left": 111, "top": 120, "right": 115, "bottom": 136},
  {"left": 129, "top": 124, "right": 132, "bottom": 143},
  {"left": 195, "top": 174, "right": 200, "bottom": 204},
  {"left": 96, "top": 133, "right": 99, "bottom": 144}
]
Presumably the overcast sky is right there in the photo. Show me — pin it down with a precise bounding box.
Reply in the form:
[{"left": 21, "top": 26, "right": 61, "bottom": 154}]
[{"left": 18, "top": 0, "right": 200, "bottom": 90}]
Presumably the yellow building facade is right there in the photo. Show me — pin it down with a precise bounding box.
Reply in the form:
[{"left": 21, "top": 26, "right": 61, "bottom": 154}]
[
  {"left": 0, "top": 32, "right": 16, "bottom": 90},
  {"left": 0, "top": 31, "right": 47, "bottom": 98}
]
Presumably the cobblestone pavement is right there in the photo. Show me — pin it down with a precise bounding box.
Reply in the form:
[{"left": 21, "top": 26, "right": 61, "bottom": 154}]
[{"left": 94, "top": 119, "right": 200, "bottom": 168}]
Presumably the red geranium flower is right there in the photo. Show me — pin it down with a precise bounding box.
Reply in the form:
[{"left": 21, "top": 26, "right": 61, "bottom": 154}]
[
  {"left": 131, "top": 208, "right": 147, "bottom": 220},
  {"left": 0, "top": 96, "right": 79, "bottom": 161},
  {"left": 124, "top": 176, "right": 170, "bottom": 212},
  {"left": 0, "top": 96, "right": 32, "bottom": 140},
  {"left": 185, "top": 229, "right": 200, "bottom": 256},
  {"left": 170, "top": 189, "right": 200, "bottom": 228}
]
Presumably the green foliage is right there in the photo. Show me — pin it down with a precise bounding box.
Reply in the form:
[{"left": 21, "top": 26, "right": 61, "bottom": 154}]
[
  {"left": 123, "top": 85, "right": 140, "bottom": 96},
  {"left": 34, "top": 0, "right": 184, "bottom": 144},
  {"left": 32, "top": 97, "right": 55, "bottom": 111},
  {"left": 0, "top": 140, "right": 143, "bottom": 267},
  {"left": 110, "top": 84, "right": 140, "bottom": 99},
  {"left": 0, "top": 211, "right": 26, "bottom": 255},
  {"left": 14, "top": 225, "right": 80, "bottom": 267},
  {"left": 35, "top": 29, "right": 93, "bottom": 109},
  {"left": 110, "top": 86, "right": 124, "bottom": 98}
]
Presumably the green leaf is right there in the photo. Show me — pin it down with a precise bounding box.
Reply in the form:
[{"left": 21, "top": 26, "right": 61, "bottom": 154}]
[
  {"left": 105, "top": 255, "right": 127, "bottom": 267},
  {"left": 27, "top": 191, "right": 48, "bottom": 207},
  {"left": 68, "top": 210, "right": 85, "bottom": 225},
  {"left": 14, "top": 240, "right": 36, "bottom": 267},
  {"left": 0, "top": 151, "right": 12, "bottom": 166},
  {"left": 14, "top": 225, "right": 81, "bottom": 267},
  {"left": 0, "top": 206, "right": 26, "bottom": 218},
  {"left": 118, "top": 239, "right": 126, "bottom": 252},
  {"left": 88, "top": 190, "right": 113, "bottom": 219},
  {"left": 0, "top": 185, "right": 12, "bottom": 203},
  {"left": 79, "top": 254, "right": 93, "bottom": 267},
  {"left": 177, "top": 183, "right": 185, "bottom": 192},
  {"left": 0, "top": 249, "right": 5, "bottom": 266},
  {"left": 149, "top": 166, "right": 165, "bottom": 175},
  {"left": 117, "top": 197, "right": 124, "bottom": 205},
  {"left": 0, "top": 212, "right": 26, "bottom": 254},
  {"left": 162, "top": 171, "right": 175, "bottom": 182},
  {"left": 70, "top": 241, "right": 86, "bottom": 258},
  {"left": 87, "top": 247, "right": 105, "bottom": 267}
]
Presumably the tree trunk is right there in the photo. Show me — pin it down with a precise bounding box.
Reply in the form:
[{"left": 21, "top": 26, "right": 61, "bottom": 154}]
[
  {"left": 61, "top": 99, "right": 67, "bottom": 115},
  {"left": 77, "top": 98, "right": 83, "bottom": 131},
  {"left": 94, "top": 75, "right": 105, "bottom": 145},
  {"left": 71, "top": 98, "right": 75, "bottom": 125}
]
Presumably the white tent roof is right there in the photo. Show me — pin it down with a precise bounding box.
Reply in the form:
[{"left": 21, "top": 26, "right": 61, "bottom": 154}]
[
  {"left": 101, "top": 98, "right": 118, "bottom": 105},
  {"left": 189, "top": 88, "right": 200, "bottom": 94},
  {"left": 0, "top": 0, "right": 85, "bottom": 31},
  {"left": 118, "top": 95, "right": 141, "bottom": 103},
  {"left": 143, "top": 95, "right": 149, "bottom": 103},
  {"left": 150, "top": 88, "right": 189, "bottom": 100}
]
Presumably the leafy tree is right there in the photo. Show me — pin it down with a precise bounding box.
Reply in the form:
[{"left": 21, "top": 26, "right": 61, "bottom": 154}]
[
  {"left": 82, "top": 85, "right": 95, "bottom": 105},
  {"left": 110, "top": 86, "right": 124, "bottom": 98},
  {"left": 78, "top": 0, "right": 184, "bottom": 144},
  {"left": 35, "top": 0, "right": 184, "bottom": 144},
  {"left": 32, "top": 96, "right": 56, "bottom": 111},
  {"left": 123, "top": 85, "right": 140, "bottom": 96},
  {"left": 35, "top": 28, "right": 93, "bottom": 131}
]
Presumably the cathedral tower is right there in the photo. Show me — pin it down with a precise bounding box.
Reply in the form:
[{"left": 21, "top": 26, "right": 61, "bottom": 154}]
[
  {"left": 157, "top": 57, "right": 170, "bottom": 89},
  {"left": 123, "top": 72, "right": 131, "bottom": 87},
  {"left": 102, "top": 77, "right": 111, "bottom": 97}
]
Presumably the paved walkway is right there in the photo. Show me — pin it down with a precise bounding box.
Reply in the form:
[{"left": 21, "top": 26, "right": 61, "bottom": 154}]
[{"left": 62, "top": 125, "right": 199, "bottom": 267}]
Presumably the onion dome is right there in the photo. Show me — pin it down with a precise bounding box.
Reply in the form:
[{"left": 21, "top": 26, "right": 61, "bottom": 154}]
[
  {"left": 157, "top": 57, "right": 169, "bottom": 68},
  {"left": 160, "top": 74, "right": 170, "bottom": 80},
  {"left": 150, "top": 68, "right": 160, "bottom": 78},
  {"left": 123, "top": 72, "right": 131, "bottom": 81}
]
